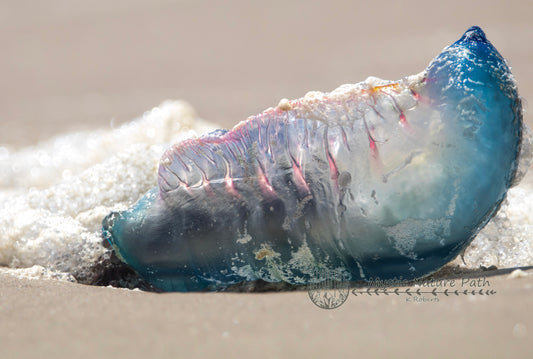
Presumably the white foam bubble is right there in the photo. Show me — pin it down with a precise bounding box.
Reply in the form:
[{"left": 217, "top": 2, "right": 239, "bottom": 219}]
[
  {"left": 0, "top": 100, "right": 216, "bottom": 282},
  {"left": 462, "top": 180, "right": 533, "bottom": 269}
]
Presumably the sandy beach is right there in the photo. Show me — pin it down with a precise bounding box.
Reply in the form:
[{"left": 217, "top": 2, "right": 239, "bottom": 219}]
[
  {"left": 1, "top": 268, "right": 532, "bottom": 358},
  {"left": 1, "top": 1, "right": 532, "bottom": 358}
]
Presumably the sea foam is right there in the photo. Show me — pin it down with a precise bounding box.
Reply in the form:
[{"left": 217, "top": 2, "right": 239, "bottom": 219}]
[
  {"left": 0, "top": 100, "right": 530, "bottom": 285},
  {"left": 0, "top": 101, "right": 215, "bottom": 283}
]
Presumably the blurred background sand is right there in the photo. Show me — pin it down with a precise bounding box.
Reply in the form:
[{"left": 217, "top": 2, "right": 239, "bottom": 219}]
[
  {"left": 1, "top": 0, "right": 532, "bottom": 147},
  {"left": 1, "top": 1, "right": 532, "bottom": 358}
]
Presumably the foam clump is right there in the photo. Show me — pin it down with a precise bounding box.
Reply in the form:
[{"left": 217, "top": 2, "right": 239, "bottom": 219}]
[
  {"left": 0, "top": 265, "right": 76, "bottom": 282},
  {"left": 0, "top": 100, "right": 210, "bottom": 189},
  {"left": 463, "top": 181, "right": 533, "bottom": 269},
  {"left": 0, "top": 101, "right": 215, "bottom": 283}
]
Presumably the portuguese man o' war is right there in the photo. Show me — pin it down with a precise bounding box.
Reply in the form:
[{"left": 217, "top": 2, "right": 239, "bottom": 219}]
[{"left": 102, "top": 26, "right": 524, "bottom": 291}]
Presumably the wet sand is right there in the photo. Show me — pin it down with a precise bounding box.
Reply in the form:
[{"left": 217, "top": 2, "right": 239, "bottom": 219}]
[
  {"left": 1, "top": 1, "right": 532, "bottom": 358},
  {"left": 1, "top": 269, "right": 532, "bottom": 358}
]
